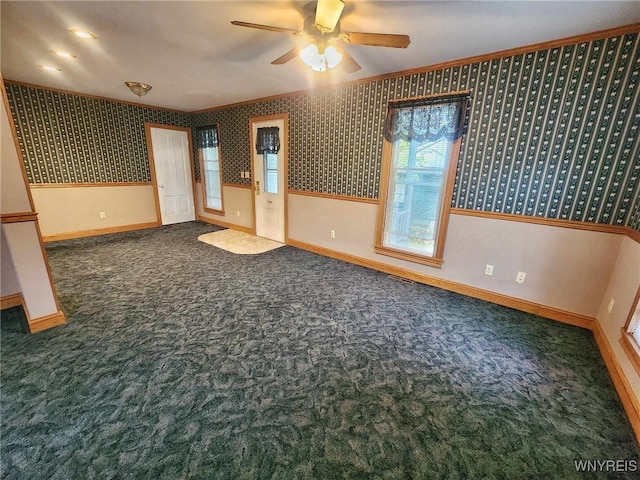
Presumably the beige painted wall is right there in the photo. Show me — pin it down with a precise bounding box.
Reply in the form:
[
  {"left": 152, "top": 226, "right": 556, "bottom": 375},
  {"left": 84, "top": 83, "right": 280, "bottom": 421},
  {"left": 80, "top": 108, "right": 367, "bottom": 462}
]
[
  {"left": 31, "top": 185, "right": 158, "bottom": 237},
  {"left": 1, "top": 230, "right": 21, "bottom": 297},
  {"left": 1, "top": 223, "right": 58, "bottom": 318},
  {"left": 195, "top": 183, "right": 254, "bottom": 230},
  {"left": 30, "top": 182, "right": 253, "bottom": 239},
  {"left": 597, "top": 236, "right": 640, "bottom": 403},
  {"left": 287, "top": 193, "right": 621, "bottom": 318},
  {"left": 440, "top": 215, "right": 621, "bottom": 316}
]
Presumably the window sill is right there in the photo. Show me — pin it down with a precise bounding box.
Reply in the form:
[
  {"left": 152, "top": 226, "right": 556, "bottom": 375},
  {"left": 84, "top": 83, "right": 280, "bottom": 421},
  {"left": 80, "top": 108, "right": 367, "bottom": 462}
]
[
  {"left": 619, "top": 329, "right": 640, "bottom": 378},
  {"left": 203, "top": 208, "right": 224, "bottom": 216},
  {"left": 375, "top": 245, "right": 443, "bottom": 268}
]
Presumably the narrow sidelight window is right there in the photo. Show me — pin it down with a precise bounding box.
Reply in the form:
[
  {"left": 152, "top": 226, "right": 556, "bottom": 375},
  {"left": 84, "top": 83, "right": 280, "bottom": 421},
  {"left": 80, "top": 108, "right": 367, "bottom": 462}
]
[
  {"left": 633, "top": 305, "right": 640, "bottom": 342},
  {"left": 197, "top": 125, "right": 224, "bottom": 213},
  {"left": 376, "top": 93, "right": 468, "bottom": 267},
  {"left": 264, "top": 153, "right": 278, "bottom": 194},
  {"left": 621, "top": 287, "right": 640, "bottom": 377}
]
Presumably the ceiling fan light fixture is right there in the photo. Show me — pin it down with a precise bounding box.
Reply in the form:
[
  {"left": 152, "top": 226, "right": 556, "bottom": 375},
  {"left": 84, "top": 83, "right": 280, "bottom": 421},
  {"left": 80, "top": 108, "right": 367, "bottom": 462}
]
[
  {"left": 315, "top": 0, "right": 344, "bottom": 33},
  {"left": 125, "top": 81, "right": 152, "bottom": 97},
  {"left": 324, "top": 45, "right": 343, "bottom": 68},
  {"left": 300, "top": 43, "right": 342, "bottom": 72}
]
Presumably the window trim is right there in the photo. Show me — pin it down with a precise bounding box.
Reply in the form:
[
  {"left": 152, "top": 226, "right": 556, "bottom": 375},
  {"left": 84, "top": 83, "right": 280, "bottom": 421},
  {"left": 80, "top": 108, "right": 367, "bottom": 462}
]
[
  {"left": 198, "top": 124, "right": 225, "bottom": 216},
  {"left": 620, "top": 286, "right": 640, "bottom": 377},
  {"left": 375, "top": 119, "right": 463, "bottom": 268}
]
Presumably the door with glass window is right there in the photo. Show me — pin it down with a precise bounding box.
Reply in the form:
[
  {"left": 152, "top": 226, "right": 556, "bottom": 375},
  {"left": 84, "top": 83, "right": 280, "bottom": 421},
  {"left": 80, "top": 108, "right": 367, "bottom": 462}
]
[{"left": 250, "top": 115, "right": 287, "bottom": 243}]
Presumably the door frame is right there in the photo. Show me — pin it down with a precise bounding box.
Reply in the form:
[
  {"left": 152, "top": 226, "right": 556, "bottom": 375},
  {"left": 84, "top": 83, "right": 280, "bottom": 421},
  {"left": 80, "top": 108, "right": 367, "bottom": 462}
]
[
  {"left": 144, "top": 122, "right": 197, "bottom": 225},
  {"left": 248, "top": 113, "right": 289, "bottom": 243}
]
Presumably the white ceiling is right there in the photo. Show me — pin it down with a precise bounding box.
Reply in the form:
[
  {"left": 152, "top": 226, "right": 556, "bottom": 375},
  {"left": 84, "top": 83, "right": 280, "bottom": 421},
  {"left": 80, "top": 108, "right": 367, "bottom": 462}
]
[{"left": 2, "top": 1, "right": 639, "bottom": 112}]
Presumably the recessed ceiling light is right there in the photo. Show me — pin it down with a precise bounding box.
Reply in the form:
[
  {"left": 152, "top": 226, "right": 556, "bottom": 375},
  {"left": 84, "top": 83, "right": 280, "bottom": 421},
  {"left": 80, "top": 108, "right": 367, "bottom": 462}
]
[
  {"left": 68, "top": 28, "right": 97, "bottom": 40},
  {"left": 52, "top": 50, "right": 76, "bottom": 59},
  {"left": 39, "top": 65, "right": 61, "bottom": 72}
]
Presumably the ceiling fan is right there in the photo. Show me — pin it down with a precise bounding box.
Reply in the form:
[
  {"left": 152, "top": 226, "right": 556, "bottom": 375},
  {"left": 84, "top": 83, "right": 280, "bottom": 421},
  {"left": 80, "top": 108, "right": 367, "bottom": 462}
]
[{"left": 231, "top": 0, "right": 411, "bottom": 73}]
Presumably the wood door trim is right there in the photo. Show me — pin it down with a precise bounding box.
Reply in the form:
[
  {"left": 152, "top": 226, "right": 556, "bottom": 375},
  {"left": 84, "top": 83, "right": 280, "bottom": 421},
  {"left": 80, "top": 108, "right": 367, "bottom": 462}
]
[
  {"left": 144, "top": 123, "right": 197, "bottom": 226},
  {"left": 248, "top": 113, "right": 289, "bottom": 241}
]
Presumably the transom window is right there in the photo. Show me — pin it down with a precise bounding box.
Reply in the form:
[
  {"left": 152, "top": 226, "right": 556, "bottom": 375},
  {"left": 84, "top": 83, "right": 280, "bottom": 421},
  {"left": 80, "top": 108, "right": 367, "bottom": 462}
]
[{"left": 375, "top": 93, "right": 468, "bottom": 267}]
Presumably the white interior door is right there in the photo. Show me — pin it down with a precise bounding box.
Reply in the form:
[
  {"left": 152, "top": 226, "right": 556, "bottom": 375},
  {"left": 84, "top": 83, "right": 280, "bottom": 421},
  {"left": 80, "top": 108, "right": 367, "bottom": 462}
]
[
  {"left": 251, "top": 117, "right": 286, "bottom": 243},
  {"left": 150, "top": 126, "right": 195, "bottom": 225}
]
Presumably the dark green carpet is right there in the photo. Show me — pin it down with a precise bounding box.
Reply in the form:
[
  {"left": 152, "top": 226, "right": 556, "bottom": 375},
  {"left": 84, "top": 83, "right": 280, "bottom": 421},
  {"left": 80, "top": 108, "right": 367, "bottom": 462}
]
[{"left": 1, "top": 222, "right": 638, "bottom": 479}]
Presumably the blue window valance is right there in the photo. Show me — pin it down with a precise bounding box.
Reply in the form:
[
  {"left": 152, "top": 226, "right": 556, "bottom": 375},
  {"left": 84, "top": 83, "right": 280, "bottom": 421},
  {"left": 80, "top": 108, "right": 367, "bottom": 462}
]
[
  {"left": 256, "top": 127, "right": 280, "bottom": 154},
  {"left": 196, "top": 125, "right": 219, "bottom": 148},
  {"left": 383, "top": 93, "right": 468, "bottom": 143}
]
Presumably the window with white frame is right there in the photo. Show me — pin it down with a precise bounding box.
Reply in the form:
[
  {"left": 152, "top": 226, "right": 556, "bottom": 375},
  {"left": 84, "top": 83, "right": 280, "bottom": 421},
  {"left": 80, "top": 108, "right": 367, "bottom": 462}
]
[
  {"left": 197, "top": 125, "right": 223, "bottom": 213},
  {"left": 375, "top": 93, "right": 468, "bottom": 267}
]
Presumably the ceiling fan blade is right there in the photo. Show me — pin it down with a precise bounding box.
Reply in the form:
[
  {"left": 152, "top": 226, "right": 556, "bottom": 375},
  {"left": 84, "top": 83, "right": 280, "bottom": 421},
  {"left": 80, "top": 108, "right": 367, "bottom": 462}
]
[
  {"left": 333, "top": 45, "right": 361, "bottom": 73},
  {"left": 272, "top": 47, "right": 301, "bottom": 65},
  {"left": 315, "top": 0, "right": 345, "bottom": 33},
  {"left": 231, "top": 21, "right": 302, "bottom": 36},
  {"left": 340, "top": 31, "right": 411, "bottom": 48}
]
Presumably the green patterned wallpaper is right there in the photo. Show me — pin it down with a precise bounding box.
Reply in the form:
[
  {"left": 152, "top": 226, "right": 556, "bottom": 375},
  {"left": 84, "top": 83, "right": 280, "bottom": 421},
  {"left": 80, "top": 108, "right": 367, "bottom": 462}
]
[
  {"left": 191, "top": 84, "right": 388, "bottom": 198},
  {"left": 4, "top": 31, "right": 639, "bottom": 229},
  {"left": 193, "top": 32, "right": 639, "bottom": 228},
  {"left": 5, "top": 83, "right": 191, "bottom": 183},
  {"left": 631, "top": 195, "right": 640, "bottom": 231}
]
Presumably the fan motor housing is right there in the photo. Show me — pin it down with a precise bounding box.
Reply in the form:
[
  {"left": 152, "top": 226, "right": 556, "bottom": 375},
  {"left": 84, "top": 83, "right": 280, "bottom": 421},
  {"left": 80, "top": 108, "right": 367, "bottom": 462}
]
[{"left": 304, "top": 14, "right": 341, "bottom": 39}]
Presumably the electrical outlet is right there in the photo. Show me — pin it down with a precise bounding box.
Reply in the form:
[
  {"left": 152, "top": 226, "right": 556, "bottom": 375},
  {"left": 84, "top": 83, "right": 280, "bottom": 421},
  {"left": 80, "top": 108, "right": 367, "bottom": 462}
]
[
  {"left": 330, "top": 230, "right": 336, "bottom": 239},
  {"left": 99, "top": 212, "right": 106, "bottom": 219},
  {"left": 485, "top": 264, "right": 494, "bottom": 276},
  {"left": 236, "top": 210, "right": 241, "bottom": 217},
  {"left": 607, "top": 298, "right": 615, "bottom": 314},
  {"left": 516, "top": 271, "right": 526, "bottom": 284}
]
